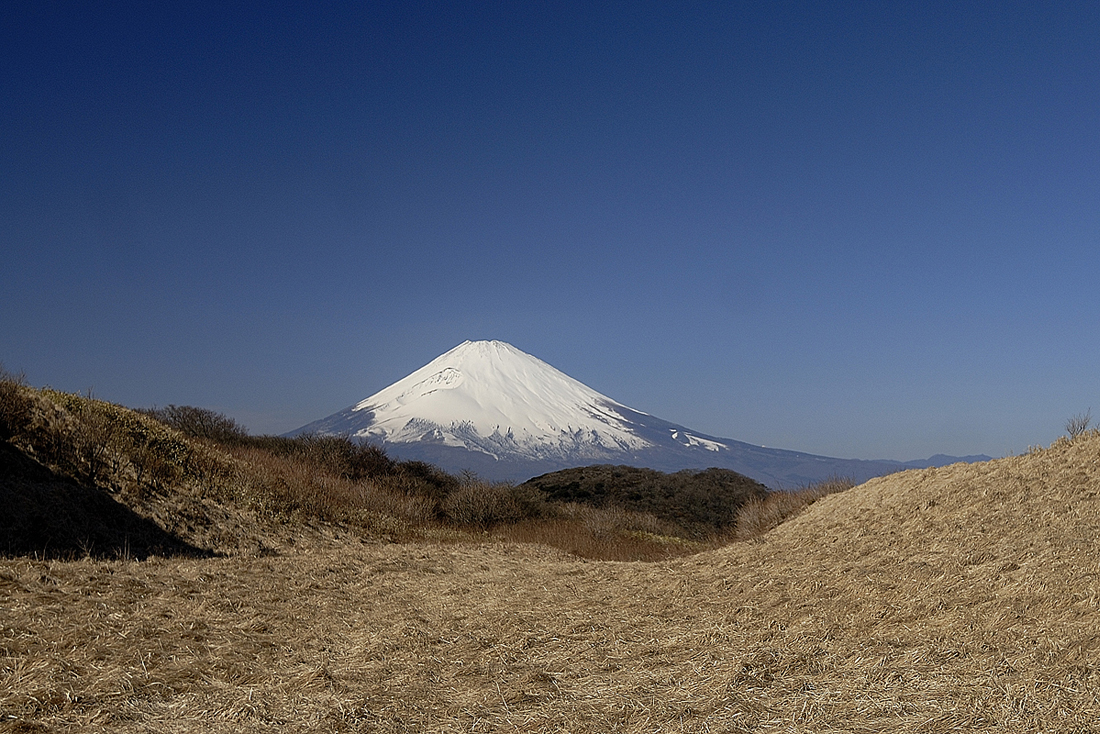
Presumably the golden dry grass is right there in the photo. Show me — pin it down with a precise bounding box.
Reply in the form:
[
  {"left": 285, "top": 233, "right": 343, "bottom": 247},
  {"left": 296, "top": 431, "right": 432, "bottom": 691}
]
[{"left": 4, "top": 434, "right": 1100, "bottom": 731}]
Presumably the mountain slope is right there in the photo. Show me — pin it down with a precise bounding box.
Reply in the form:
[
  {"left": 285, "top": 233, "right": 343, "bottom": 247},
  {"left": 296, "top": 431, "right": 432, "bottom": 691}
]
[
  {"left": 290, "top": 340, "right": 989, "bottom": 485},
  {"left": 291, "top": 340, "right": 650, "bottom": 459}
]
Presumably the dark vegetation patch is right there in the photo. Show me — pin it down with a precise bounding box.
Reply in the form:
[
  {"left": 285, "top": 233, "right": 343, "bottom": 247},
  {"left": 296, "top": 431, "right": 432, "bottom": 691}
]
[
  {"left": 0, "top": 367, "right": 853, "bottom": 561},
  {"left": 522, "top": 465, "right": 770, "bottom": 538}
]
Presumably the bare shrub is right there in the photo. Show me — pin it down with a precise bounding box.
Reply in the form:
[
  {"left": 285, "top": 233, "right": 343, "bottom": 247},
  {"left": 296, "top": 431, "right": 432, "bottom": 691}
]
[
  {"left": 70, "top": 401, "right": 116, "bottom": 485},
  {"left": 443, "top": 482, "right": 526, "bottom": 529},
  {"left": 1066, "top": 409, "right": 1092, "bottom": 439},
  {"left": 140, "top": 405, "right": 248, "bottom": 443},
  {"left": 131, "top": 440, "right": 178, "bottom": 488}
]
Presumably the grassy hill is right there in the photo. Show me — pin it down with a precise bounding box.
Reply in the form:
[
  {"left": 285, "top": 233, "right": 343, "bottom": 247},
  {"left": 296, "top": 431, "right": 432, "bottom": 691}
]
[{"left": 3, "top": 374, "right": 1099, "bottom": 731}]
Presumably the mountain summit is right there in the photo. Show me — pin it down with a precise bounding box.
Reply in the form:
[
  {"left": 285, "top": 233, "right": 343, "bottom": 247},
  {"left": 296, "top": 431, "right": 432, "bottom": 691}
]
[
  {"left": 289, "top": 340, "right": 989, "bottom": 485},
  {"left": 290, "top": 340, "right": 654, "bottom": 462}
]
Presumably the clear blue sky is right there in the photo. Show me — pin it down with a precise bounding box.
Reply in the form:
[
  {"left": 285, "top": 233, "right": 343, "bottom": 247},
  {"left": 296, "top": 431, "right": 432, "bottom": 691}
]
[{"left": 3, "top": 2, "right": 1098, "bottom": 461}]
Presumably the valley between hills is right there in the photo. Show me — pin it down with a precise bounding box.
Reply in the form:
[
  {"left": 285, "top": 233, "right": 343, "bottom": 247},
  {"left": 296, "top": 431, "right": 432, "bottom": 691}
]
[{"left": 2, "top": 376, "right": 1099, "bottom": 732}]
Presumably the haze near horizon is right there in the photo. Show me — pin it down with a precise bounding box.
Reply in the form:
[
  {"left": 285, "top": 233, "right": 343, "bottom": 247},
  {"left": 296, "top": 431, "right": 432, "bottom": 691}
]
[{"left": 3, "top": 2, "right": 1098, "bottom": 462}]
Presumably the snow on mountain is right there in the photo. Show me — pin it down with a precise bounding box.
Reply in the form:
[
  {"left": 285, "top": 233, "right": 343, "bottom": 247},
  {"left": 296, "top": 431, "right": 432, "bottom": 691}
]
[
  {"left": 354, "top": 340, "right": 651, "bottom": 455},
  {"left": 291, "top": 340, "right": 664, "bottom": 462},
  {"left": 288, "top": 340, "right": 990, "bottom": 486}
]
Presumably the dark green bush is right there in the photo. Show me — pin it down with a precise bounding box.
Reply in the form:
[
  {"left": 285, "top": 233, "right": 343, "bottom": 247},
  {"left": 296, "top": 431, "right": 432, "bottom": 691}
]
[{"left": 522, "top": 464, "right": 769, "bottom": 537}]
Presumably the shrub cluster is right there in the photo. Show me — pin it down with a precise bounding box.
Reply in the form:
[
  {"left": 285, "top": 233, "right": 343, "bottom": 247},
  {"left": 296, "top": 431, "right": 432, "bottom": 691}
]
[
  {"left": 521, "top": 464, "right": 770, "bottom": 538},
  {"left": 139, "top": 404, "right": 249, "bottom": 443}
]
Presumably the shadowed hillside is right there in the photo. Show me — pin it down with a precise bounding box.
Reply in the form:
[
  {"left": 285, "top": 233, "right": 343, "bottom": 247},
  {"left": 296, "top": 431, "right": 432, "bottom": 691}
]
[{"left": 0, "top": 441, "right": 209, "bottom": 559}]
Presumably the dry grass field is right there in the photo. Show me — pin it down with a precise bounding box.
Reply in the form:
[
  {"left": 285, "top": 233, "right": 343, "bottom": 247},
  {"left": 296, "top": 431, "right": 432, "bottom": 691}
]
[{"left": 3, "top": 381, "right": 1100, "bottom": 731}]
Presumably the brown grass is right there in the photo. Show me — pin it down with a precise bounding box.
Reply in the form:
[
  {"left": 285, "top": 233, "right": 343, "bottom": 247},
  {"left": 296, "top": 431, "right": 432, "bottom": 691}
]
[
  {"left": 8, "top": 378, "right": 1100, "bottom": 730},
  {"left": 5, "top": 430, "right": 1100, "bottom": 731},
  {"left": 496, "top": 502, "right": 712, "bottom": 562},
  {"left": 733, "top": 475, "right": 855, "bottom": 540}
]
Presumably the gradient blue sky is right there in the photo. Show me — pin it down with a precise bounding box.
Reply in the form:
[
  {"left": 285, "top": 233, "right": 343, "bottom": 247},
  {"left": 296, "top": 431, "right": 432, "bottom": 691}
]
[{"left": 3, "top": 2, "right": 1099, "bottom": 461}]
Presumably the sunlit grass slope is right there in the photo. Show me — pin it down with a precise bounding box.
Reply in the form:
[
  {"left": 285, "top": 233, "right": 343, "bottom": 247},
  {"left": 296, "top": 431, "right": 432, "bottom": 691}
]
[{"left": 3, "top": 372, "right": 1099, "bottom": 731}]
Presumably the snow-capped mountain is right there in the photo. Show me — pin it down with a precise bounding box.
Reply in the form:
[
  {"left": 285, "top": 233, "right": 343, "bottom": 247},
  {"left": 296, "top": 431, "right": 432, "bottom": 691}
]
[{"left": 288, "top": 340, "right": 989, "bottom": 486}]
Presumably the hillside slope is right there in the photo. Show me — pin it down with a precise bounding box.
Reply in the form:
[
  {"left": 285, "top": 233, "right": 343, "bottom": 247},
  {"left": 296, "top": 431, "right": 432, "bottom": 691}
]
[
  {"left": 0, "top": 380, "right": 441, "bottom": 560},
  {"left": 4, "top": 433, "right": 1099, "bottom": 732},
  {"left": 646, "top": 435, "right": 1100, "bottom": 730},
  {"left": 763, "top": 433, "right": 1099, "bottom": 566}
]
